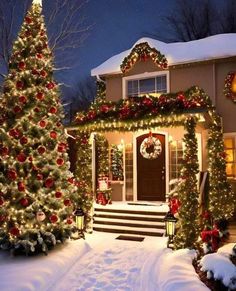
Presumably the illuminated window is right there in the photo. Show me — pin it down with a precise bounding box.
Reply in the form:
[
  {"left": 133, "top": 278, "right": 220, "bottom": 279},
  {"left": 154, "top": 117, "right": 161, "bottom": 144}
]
[
  {"left": 127, "top": 75, "right": 167, "bottom": 98},
  {"left": 224, "top": 136, "right": 236, "bottom": 178},
  {"left": 169, "top": 140, "right": 184, "bottom": 180}
]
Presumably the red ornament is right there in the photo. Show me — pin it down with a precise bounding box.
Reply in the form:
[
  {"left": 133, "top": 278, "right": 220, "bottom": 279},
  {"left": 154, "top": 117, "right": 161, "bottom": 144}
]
[
  {"left": 39, "top": 120, "right": 46, "bottom": 128},
  {"left": 56, "top": 158, "right": 64, "bottom": 166},
  {"left": 58, "top": 143, "right": 67, "bottom": 152},
  {"left": 16, "top": 81, "right": 24, "bottom": 90},
  {"left": 67, "top": 217, "right": 73, "bottom": 224},
  {"left": 17, "top": 152, "right": 27, "bottom": 163},
  {"left": 18, "top": 62, "right": 26, "bottom": 71},
  {"left": 9, "top": 128, "right": 20, "bottom": 139},
  {"left": 20, "top": 136, "right": 28, "bottom": 145},
  {"left": 32, "top": 69, "right": 39, "bottom": 75},
  {"left": 0, "top": 215, "right": 6, "bottom": 222},
  {"left": 10, "top": 227, "right": 20, "bottom": 236},
  {"left": 34, "top": 107, "right": 40, "bottom": 113},
  {"left": 25, "top": 30, "right": 31, "bottom": 37},
  {"left": 50, "top": 131, "right": 57, "bottom": 139},
  {"left": 19, "top": 95, "right": 27, "bottom": 103},
  {"left": 68, "top": 177, "right": 74, "bottom": 184},
  {"left": 25, "top": 16, "right": 32, "bottom": 24},
  {"left": 55, "top": 191, "right": 62, "bottom": 198},
  {"left": 28, "top": 156, "right": 33, "bottom": 162},
  {"left": 64, "top": 199, "right": 71, "bottom": 206},
  {"left": 46, "top": 82, "right": 55, "bottom": 90},
  {"left": 20, "top": 197, "right": 29, "bottom": 207},
  {"left": 36, "top": 92, "right": 44, "bottom": 100},
  {"left": 45, "top": 178, "right": 54, "bottom": 188},
  {"left": 7, "top": 169, "right": 17, "bottom": 180},
  {"left": 50, "top": 214, "right": 58, "bottom": 223},
  {"left": 0, "top": 146, "right": 9, "bottom": 156},
  {"left": 0, "top": 196, "right": 4, "bottom": 206},
  {"left": 49, "top": 107, "right": 57, "bottom": 114},
  {"left": 40, "top": 70, "right": 47, "bottom": 77},
  {"left": 56, "top": 122, "right": 62, "bottom": 127},
  {"left": 88, "top": 110, "right": 96, "bottom": 120},
  {"left": 37, "top": 146, "right": 46, "bottom": 155},
  {"left": 14, "top": 106, "right": 22, "bottom": 114},
  {"left": 36, "top": 173, "right": 43, "bottom": 180},
  {"left": 36, "top": 53, "right": 43, "bottom": 59}
]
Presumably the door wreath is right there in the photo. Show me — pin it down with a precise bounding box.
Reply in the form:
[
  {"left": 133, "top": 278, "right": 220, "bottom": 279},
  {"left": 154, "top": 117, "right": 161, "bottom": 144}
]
[{"left": 140, "top": 136, "right": 162, "bottom": 159}]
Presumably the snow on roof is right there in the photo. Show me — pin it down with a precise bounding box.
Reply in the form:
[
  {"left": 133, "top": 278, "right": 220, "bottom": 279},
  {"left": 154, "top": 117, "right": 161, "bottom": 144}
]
[{"left": 91, "top": 33, "right": 236, "bottom": 76}]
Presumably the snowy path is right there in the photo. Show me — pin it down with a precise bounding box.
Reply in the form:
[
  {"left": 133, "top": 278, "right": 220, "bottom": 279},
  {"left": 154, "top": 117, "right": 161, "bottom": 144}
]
[
  {"left": 51, "top": 235, "right": 166, "bottom": 291},
  {"left": 0, "top": 232, "right": 209, "bottom": 291}
]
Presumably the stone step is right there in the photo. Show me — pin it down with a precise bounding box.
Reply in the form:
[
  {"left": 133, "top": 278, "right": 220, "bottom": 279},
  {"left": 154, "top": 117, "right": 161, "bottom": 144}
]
[
  {"left": 94, "top": 217, "right": 165, "bottom": 229},
  {"left": 93, "top": 223, "right": 165, "bottom": 237},
  {"left": 94, "top": 207, "right": 166, "bottom": 216},
  {"left": 94, "top": 212, "right": 165, "bottom": 222}
]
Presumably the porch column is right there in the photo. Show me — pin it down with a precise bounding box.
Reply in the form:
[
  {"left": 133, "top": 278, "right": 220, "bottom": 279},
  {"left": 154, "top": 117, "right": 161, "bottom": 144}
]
[{"left": 174, "top": 117, "right": 200, "bottom": 249}]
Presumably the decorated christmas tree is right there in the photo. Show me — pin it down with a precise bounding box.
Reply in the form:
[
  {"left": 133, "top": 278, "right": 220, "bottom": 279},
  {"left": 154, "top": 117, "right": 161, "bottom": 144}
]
[{"left": 0, "top": 0, "right": 90, "bottom": 255}]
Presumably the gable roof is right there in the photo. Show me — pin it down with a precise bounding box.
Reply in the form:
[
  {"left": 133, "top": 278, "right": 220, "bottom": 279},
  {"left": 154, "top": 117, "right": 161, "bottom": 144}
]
[{"left": 91, "top": 33, "right": 236, "bottom": 77}]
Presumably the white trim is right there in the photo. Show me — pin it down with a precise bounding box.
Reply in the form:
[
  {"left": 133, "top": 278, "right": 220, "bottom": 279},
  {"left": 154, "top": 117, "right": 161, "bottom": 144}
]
[
  {"left": 133, "top": 130, "right": 169, "bottom": 202},
  {"left": 196, "top": 133, "right": 202, "bottom": 172},
  {"left": 91, "top": 133, "right": 96, "bottom": 194},
  {"left": 122, "top": 71, "right": 170, "bottom": 99}
]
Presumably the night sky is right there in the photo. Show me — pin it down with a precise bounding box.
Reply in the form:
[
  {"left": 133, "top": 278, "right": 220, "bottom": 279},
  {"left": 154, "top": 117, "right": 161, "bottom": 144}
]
[
  {"left": 0, "top": 0, "right": 226, "bottom": 106},
  {"left": 73, "top": 0, "right": 175, "bottom": 84}
]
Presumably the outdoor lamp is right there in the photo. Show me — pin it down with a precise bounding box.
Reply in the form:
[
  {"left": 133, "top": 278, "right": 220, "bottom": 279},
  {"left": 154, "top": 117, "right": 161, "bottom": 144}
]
[
  {"left": 164, "top": 211, "right": 177, "bottom": 248},
  {"left": 74, "top": 208, "right": 84, "bottom": 232}
]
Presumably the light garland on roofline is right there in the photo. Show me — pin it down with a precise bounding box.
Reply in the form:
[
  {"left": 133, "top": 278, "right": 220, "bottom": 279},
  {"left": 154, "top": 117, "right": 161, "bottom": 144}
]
[{"left": 120, "top": 42, "right": 168, "bottom": 73}]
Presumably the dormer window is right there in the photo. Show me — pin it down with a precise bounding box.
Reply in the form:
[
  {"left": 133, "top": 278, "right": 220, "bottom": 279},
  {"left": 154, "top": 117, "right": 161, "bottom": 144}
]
[{"left": 123, "top": 71, "right": 169, "bottom": 99}]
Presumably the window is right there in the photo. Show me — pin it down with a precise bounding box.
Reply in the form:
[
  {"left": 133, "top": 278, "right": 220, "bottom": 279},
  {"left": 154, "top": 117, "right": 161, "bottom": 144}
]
[
  {"left": 169, "top": 140, "right": 184, "bottom": 180},
  {"left": 224, "top": 135, "right": 236, "bottom": 178},
  {"left": 126, "top": 74, "right": 167, "bottom": 98}
]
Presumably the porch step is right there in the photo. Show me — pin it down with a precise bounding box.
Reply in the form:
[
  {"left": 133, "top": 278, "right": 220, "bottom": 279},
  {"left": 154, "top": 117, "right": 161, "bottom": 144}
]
[{"left": 93, "top": 203, "right": 167, "bottom": 237}]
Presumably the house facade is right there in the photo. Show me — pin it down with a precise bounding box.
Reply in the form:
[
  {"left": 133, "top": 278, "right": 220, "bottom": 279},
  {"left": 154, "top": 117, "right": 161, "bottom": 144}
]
[{"left": 71, "top": 34, "right": 236, "bottom": 205}]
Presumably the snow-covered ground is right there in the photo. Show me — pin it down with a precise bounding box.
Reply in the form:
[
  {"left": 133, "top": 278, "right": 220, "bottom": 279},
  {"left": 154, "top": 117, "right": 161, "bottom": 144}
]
[{"left": 0, "top": 232, "right": 210, "bottom": 291}]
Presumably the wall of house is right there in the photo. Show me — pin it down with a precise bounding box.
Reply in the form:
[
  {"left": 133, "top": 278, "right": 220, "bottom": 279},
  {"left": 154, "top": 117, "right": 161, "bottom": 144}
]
[{"left": 170, "top": 64, "right": 214, "bottom": 101}]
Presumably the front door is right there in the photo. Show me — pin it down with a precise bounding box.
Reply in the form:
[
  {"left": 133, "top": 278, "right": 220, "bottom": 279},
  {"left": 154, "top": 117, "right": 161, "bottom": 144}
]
[{"left": 136, "top": 133, "right": 166, "bottom": 201}]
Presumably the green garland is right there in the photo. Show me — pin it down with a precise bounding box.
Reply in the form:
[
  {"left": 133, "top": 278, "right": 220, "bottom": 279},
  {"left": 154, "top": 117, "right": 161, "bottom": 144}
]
[
  {"left": 74, "top": 86, "right": 213, "bottom": 132},
  {"left": 224, "top": 72, "right": 236, "bottom": 103},
  {"left": 174, "top": 117, "right": 200, "bottom": 249},
  {"left": 120, "top": 42, "right": 168, "bottom": 73}
]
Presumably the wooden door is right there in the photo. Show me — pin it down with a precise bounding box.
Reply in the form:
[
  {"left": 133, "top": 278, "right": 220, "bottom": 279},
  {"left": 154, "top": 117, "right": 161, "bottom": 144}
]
[{"left": 137, "top": 133, "right": 166, "bottom": 201}]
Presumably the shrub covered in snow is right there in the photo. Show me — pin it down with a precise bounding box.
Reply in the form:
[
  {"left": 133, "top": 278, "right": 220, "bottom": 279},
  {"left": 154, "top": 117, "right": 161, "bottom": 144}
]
[{"left": 199, "top": 252, "right": 236, "bottom": 290}]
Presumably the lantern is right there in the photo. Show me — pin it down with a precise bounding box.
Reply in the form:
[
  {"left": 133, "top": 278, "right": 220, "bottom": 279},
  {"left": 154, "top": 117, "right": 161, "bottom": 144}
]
[
  {"left": 74, "top": 208, "right": 84, "bottom": 231},
  {"left": 164, "top": 211, "right": 177, "bottom": 248}
]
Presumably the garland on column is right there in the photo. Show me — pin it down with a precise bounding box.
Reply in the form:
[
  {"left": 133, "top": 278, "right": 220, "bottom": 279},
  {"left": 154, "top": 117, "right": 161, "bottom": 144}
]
[
  {"left": 111, "top": 144, "right": 124, "bottom": 181},
  {"left": 95, "top": 134, "right": 112, "bottom": 205},
  {"left": 75, "top": 133, "right": 92, "bottom": 188},
  {"left": 207, "top": 113, "right": 235, "bottom": 219},
  {"left": 199, "top": 113, "right": 235, "bottom": 253},
  {"left": 174, "top": 118, "right": 200, "bottom": 249}
]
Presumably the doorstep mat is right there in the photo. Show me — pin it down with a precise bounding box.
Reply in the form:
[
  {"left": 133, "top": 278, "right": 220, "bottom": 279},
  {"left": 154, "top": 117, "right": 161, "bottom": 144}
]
[{"left": 115, "top": 235, "right": 145, "bottom": 242}]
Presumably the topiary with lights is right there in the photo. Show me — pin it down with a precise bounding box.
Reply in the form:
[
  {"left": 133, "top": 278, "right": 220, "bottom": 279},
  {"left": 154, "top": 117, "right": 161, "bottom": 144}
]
[{"left": 0, "top": 1, "right": 88, "bottom": 255}]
